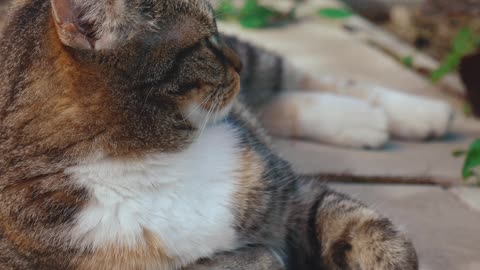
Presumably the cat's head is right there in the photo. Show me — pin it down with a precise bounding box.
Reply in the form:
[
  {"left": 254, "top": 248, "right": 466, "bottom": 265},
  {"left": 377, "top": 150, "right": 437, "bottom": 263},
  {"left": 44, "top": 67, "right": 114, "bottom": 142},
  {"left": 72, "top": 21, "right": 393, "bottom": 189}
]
[{"left": 2, "top": 0, "right": 242, "bottom": 161}]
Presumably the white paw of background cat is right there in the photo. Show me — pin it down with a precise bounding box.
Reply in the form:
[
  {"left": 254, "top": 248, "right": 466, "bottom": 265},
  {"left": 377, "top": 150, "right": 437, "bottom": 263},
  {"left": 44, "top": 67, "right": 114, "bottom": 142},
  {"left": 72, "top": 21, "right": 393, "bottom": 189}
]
[
  {"left": 261, "top": 89, "right": 454, "bottom": 148},
  {"left": 261, "top": 92, "right": 389, "bottom": 148},
  {"left": 371, "top": 86, "right": 454, "bottom": 140}
]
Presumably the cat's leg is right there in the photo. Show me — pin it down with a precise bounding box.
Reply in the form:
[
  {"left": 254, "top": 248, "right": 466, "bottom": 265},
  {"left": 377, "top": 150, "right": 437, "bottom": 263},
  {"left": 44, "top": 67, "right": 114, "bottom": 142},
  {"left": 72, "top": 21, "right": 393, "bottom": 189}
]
[
  {"left": 183, "top": 246, "right": 284, "bottom": 270},
  {"left": 290, "top": 178, "right": 418, "bottom": 270},
  {"left": 304, "top": 75, "right": 454, "bottom": 140},
  {"left": 260, "top": 92, "right": 390, "bottom": 148}
]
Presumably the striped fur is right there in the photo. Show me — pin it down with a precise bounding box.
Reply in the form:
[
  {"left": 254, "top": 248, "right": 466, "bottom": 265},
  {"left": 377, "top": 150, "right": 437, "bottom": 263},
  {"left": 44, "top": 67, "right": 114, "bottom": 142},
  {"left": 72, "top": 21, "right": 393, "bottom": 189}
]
[{"left": 1, "top": 1, "right": 417, "bottom": 269}]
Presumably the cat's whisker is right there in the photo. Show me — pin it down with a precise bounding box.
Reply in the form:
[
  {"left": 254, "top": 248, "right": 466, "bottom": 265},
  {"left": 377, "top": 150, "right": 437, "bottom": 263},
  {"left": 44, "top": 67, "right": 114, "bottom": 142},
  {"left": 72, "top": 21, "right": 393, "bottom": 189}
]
[
  {"left": 212, "top": 95, "right": 222, "bottom": 124},
  {"left": 209, "top": 98, "right": 218, "bottom": 127},
  {"left": 198, "top": 88, "right": 222, "bottom": 139},
  {"left": 213, "top": 11, "right": 238, "bottom": 19},
  {"left": 140, "top": 85, "right": 156, "bottom": 115},
  {"left": 195, "top": 93, "right": 215, "bottom": 141},
  {"left": 183, "top": 91, "right": 215, "bottom": 122},
  {"left": 196, "top": 112, "right": 210, "bottom": 140}
]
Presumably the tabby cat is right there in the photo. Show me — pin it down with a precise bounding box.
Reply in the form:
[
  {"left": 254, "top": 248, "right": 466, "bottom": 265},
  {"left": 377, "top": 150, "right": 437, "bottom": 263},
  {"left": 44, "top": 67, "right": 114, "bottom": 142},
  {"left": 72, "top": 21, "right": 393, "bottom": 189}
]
[{"left": 0, "top": 0, "right": 418, "bottom": 269}]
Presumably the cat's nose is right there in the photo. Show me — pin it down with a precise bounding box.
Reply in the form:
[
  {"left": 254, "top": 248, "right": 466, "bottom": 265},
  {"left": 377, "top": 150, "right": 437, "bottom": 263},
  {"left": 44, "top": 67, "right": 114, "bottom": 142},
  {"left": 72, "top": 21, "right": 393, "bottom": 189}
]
[{"left": 203, "top": 35, "right": 243, "bottom": 73}]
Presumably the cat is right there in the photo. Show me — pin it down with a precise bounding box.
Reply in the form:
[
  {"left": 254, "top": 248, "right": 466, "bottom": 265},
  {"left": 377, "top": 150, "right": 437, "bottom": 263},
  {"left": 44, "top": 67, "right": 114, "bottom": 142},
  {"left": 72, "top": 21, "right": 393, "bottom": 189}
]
[{"left": 0, "top": 0, "right": 418, "bottom": 269}]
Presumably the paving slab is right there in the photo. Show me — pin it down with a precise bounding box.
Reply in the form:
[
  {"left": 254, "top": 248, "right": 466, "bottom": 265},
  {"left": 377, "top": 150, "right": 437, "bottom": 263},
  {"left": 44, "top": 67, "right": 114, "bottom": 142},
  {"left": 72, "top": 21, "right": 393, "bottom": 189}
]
[
  {"left": 271, "top": 116, "right": 479, "bottom": 185},
  {"left": 331, "top": 183, "right": 480, "bottom": 270},
  {"left": 272, "top": 137, "right": 472, "bottom": 185},
  {"left": 450, "top": 186, "right": 480, "bottom": 212}
]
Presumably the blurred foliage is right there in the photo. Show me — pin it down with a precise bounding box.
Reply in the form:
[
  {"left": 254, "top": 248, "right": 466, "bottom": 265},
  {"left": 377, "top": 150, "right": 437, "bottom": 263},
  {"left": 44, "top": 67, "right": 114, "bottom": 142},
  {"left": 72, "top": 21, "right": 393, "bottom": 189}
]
[
  {"left": 431, "top": 27, "right": 480, "bottom": 82},
  {"left": 452, "top": 149, "right": 467, "bottom": 157},
  {"left": 464, "top": 103, "right": 473, "bottom": 117},
  {"left": 215, "top": 0, "right": 354, "bottom": 28},
  {"left": 240, "top": 0, "right": 282, "bottom": 28},
  {"left": 215, "top": 0, "right": 296, "bottom": 29},
  {"left": 317, "top": 7, "right": 353, "bottom": 19},
  {"left": 462, "top": 139, "right": 480, "bottom": 182},
  {"left": 215, "top": 0, "right": 237, "bottom": 20},
  {"left": 401, "top": 56, "right": 414, "bottom": 68}
]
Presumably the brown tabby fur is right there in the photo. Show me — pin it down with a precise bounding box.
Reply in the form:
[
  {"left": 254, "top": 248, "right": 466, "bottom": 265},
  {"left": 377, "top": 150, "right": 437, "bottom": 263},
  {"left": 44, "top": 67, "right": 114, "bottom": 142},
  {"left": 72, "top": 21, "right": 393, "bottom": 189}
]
[{"left": 1, "top": 0, "right": 418, "bottom": 269}]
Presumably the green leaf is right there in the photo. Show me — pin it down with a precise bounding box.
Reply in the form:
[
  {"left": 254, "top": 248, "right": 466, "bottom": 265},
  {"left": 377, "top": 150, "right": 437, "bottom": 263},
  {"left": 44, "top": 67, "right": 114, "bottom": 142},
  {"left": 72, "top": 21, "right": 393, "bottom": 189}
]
[
  {"left": 317, "top": 8, "right": 353, "bottom": 19},
  {"left": 215, "top": 0, "right": 295, "bottom": 29},
  {"left": 432, "top": 27, "right": 478, "bottom": 82},
  {"left": 453, "top": 27, "right": 476, "bottom": 53},
  {"left": 462, "top": 139, "right": 480, "bottom": 179},
  {"left": 402, "top": 56, "right": 414, "bottom": 68},
  {"left": 215, "top": 0, "right": 237, "bottom": 20},
  {"left": 431, "top": 53, "right": 461, "bottom": 82},
  {"left": 239, "top": 0, "right": 276, "bottom": 28}
]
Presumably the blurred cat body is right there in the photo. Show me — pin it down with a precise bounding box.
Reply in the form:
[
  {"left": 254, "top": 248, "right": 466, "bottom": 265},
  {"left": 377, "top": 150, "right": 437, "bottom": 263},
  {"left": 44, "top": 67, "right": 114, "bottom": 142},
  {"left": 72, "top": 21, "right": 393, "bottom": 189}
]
[
  {"left": 0, "top": 0, "right": 418, "bottom": 269},
  {"left": 225, "top": 35, "right": 453, "bottom": 148}
]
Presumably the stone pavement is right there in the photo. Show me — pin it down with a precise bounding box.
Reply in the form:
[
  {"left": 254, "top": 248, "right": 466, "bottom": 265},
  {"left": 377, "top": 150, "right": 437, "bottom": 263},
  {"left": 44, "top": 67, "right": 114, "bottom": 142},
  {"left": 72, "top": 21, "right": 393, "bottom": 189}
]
[{"left": 218, "top": 0, "right": 480, "bottom": 268}]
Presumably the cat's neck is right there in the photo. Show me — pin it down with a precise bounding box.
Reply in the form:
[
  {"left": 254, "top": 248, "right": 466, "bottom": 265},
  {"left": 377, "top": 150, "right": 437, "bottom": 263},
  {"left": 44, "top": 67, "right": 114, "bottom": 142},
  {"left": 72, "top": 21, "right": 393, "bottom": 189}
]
[
  {"left": 67, "top": 122, "right": 241, "bottom": 193},
  {"left": 66, "top": 122, "right": 242, "bottom": 264}
]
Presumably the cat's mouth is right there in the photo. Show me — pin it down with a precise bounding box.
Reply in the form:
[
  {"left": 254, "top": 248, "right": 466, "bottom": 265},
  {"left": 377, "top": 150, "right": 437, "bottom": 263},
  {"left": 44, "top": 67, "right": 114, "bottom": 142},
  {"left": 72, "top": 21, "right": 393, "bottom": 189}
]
[{"left": 182, "top": 73, "right": 240, "bottom": 129}]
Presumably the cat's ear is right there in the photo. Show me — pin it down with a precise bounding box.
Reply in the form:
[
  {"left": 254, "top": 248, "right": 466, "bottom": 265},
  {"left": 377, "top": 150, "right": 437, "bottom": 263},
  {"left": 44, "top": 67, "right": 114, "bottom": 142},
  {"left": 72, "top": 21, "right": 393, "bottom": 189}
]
[
  {"left": 51, "top": 0, "right": 129, "bottom": 50},
  {"left": 51, "top": 0, "right": 95, "bottom": 49}
]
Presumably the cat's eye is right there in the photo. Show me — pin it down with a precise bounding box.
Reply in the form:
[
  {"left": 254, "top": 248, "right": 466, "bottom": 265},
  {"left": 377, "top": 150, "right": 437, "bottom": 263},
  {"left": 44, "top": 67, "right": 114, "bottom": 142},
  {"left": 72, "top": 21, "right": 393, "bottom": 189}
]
[{"left": 200, "top": 34, "right": 242, "bottom": 72}]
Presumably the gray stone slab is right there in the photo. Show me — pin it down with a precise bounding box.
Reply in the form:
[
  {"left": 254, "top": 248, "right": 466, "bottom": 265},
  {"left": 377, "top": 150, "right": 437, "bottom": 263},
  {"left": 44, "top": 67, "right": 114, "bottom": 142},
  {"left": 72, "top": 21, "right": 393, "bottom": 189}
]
[
  {"left": 450, "top": 187, "right": 480, "bottom": 213},
  {"left": 272, "top": 135, "right": 476, "bottom": 185},
  {"left": 331, "top": 184, "right": 480, "bottom": 270},
  {"left": 270, "top": 115, "right": 480, "bottom": 185}
]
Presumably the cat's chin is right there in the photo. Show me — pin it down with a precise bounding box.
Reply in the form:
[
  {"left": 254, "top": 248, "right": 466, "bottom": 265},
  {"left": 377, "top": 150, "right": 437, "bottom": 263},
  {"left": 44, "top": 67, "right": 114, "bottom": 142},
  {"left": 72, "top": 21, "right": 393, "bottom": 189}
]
[{"left": 183, "top": 101, "right": 234, "bottom": 129}]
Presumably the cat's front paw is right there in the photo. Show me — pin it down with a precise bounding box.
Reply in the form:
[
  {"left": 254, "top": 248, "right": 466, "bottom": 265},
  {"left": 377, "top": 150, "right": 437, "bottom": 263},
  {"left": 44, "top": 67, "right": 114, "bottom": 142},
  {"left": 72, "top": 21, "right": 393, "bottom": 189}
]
[
  {"left": 261, "top": 93, "right": 389, "bottom": 148},
  {"left": 317, "top": 191, "right": 418, "bottom": 270},
  {"left": 373, "top": 87, "right": 454, "bottom": 140},
  {"left": 329, "top": 217, "right": 419, "bottom": 270}
]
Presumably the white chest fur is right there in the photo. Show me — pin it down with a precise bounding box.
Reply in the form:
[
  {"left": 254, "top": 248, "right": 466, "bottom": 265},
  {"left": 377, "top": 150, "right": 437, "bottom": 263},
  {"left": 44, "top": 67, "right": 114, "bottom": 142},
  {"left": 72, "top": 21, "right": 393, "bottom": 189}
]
[{"left": 67, "top": 124, "right": 241, "bottom": 264}]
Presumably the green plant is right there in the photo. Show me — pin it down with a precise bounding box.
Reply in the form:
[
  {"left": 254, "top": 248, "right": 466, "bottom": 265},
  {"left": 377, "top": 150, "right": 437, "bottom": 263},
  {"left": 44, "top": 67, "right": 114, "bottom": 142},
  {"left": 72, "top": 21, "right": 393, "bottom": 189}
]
[
  {"left": 215, "top": 0, "right": 296, "bottom": 29},
  {"left": 431, "top": 27, "right": 479, "bottom": 82},
  {"left": 401, "top": 56, "right": 414, "bottom": 68},
  {"left": 215, "top": 0, "right": 237, "bottom": 20},
  {"left": 462, "top": 139, "right": 480, "bottom": 182},
  {"left": 239, "top": 0, "right": 278, "bottom": 28},
  {"left": 317, "top": 7, "right": 353, "bottom": 19}
]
